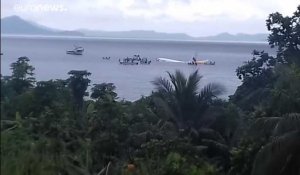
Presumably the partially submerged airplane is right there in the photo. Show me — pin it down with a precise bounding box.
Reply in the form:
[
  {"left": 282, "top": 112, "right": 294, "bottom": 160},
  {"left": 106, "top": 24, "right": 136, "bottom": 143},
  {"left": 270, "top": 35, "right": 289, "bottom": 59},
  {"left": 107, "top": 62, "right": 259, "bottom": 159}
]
[
  {"left": 188, "top": 57, "right": 215, "bottom": 65},
  {"left": 156, "top": 57, "right": 215, "bottom": 65}
]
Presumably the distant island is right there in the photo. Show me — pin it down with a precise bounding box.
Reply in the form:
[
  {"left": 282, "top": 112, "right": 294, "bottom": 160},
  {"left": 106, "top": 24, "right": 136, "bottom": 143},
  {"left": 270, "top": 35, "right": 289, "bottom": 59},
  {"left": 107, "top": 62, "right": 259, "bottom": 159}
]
[
  {"left": 1, "top": 16, "right": 85, "bottom": 37},
  {"left": 1, "top": 15, "right": 268, "bottom": 42}
]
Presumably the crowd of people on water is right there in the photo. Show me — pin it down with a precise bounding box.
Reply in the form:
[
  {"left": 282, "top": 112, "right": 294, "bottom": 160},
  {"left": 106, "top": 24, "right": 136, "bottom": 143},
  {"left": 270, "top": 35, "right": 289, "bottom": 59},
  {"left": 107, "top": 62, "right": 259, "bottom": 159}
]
[
  {"left": 118, "top": 55, "right": 152, "bottom": 65},
  {"left": 102, "top": 56, "right": 111, "bottom": 60}
]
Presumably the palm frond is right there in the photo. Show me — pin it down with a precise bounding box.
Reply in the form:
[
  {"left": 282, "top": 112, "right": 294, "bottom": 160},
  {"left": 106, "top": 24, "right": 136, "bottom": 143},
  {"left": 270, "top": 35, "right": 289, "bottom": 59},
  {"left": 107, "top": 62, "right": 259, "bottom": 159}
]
[
  {"left": 167, "top": 71, "right": 178, "bottom": 93},
  {"left": 198, "top": 128, "right": 226, "bottom": 144},
  {"left": 152, "top": 77, "right": 173, "bottom": 94},
  {"left": 250, "top": 113, "right": 300, "bottom": 138},
  {"left": 199, "top": 83, "right": 225, "bottom": 102},
  {"left": 167, "top": 70, "right": 187, "bottom": 96},
  {"left": 174, "top": 70, "right": 188, "bottom": 91},
  {"left": 186, "top": 70, "right": 202, "bottom": 97},
  {"left": 208, "top": 82, "right": 226, "bottom": 97},
  {"left": 201, "top": 139, "right": 230, "bottom": 156},
  {"left": 273, "top": 113, "right": 300, "bottom": 136},
  {"left": 249, "top": 117, "right": 281, "bottom": 138},
  {"left": 152, "top": 96, "right": 176, "bottom": 121},
  {"left": 159, "top": 121, "right": 179, "bottom": 139},
  {"left": 64, "top": 160, "right": 90, "bottom": 175},
  {"left": 1, "top": 120, "right": 17, "bottom": 125},
  {"left": 251, "top": 130, "right": 300, "bottom": 175}
]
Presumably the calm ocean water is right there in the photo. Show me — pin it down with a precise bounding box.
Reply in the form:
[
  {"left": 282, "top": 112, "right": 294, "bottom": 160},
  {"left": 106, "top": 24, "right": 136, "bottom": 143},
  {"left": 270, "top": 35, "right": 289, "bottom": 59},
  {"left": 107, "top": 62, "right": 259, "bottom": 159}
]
[{"left": 0, "top": 36, "right": 274, "bottom": 101}]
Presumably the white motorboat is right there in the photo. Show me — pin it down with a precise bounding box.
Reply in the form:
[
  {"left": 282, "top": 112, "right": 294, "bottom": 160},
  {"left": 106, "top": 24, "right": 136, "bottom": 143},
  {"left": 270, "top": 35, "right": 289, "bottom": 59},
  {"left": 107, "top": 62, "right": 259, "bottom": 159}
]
[{"left": 66, "top": 46, "right": 84, "bottom": 55}]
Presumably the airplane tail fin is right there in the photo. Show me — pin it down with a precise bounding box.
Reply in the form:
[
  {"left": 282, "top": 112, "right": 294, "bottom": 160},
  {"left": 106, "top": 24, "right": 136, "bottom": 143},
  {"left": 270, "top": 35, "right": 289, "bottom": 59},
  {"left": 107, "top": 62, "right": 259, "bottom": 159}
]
[{"left": 192, "top": 57, "right": 197, "bottom": 65}]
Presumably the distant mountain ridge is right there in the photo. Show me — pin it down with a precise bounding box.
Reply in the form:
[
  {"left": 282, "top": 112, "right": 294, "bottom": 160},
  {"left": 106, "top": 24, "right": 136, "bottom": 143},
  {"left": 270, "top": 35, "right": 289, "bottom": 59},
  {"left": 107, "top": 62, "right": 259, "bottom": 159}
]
[
  {"left": 1, "top": 15, "right": 268, "bottom": 42},
  {"left": 1, "top": 16, "right": 84, "bottom": 36},
  {"left": 199, "top": 32, "right": 268, "bottom": 42}
]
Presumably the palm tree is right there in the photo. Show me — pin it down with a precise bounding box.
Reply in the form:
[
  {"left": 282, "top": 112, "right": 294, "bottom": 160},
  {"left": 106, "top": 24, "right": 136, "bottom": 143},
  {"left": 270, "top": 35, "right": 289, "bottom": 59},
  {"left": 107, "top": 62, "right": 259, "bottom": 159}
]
[
  {"left": 152, "top": 70, "right": 233, "bottom": 171},
  {"left": 152, "top": 70, "right": 225, "bottom": 130},
  {"left": 250, "top": 113, "right": 300, "bottom": 175}
]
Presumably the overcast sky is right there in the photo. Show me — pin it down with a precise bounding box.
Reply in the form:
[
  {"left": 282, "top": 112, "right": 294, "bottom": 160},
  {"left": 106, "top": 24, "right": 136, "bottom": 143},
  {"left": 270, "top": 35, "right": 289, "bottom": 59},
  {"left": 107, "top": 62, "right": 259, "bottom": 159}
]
[{"left": 1, "top": 0, "right": 299, "bottom": 36}]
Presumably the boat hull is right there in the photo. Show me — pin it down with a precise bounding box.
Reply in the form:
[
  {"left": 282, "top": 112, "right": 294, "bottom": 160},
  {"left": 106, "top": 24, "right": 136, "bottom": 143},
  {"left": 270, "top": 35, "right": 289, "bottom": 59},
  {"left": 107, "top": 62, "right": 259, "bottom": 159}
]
[
  {"left": 119, "top": 61, "right": 139, "bottom": 65},
  {"left": 140, "top": 61, "right": 151, "bottom": 65},
  {"left": 188, "top": 60, "right": 215, "bottom": 65},
  {"left": 66, "top": 51, "right": 83, "bottom": 55}
]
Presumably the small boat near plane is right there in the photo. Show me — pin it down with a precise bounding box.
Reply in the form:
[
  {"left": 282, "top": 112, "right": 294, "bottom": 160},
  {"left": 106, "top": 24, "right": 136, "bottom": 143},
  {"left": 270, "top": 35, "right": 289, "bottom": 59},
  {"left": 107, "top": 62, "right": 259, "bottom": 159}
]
[
  {"left": 119, "top": 57, "right": 139, "bottom": 65},
  {"left": 140, "top": 57, "right": 151, "bottom": 64},
  {"left": 66, "top": 46, "right": 84, "bottom": 55},
  {"left": 119, "top": 55, "right": 151, "bottom": 65}
]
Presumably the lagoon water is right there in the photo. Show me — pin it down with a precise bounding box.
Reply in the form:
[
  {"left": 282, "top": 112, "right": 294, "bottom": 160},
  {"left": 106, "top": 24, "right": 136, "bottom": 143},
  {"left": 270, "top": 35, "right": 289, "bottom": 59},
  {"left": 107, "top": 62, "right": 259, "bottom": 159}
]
[{"left": 1, "top": 36, "right": 274, "bottom": 101}]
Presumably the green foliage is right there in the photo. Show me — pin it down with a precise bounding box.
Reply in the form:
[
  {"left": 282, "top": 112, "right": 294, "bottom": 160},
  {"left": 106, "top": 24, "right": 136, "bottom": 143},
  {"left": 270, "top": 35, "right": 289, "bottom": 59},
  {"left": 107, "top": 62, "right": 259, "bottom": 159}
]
[
  {"left": 246, "top": 113, "right": 300, "bottom": 175},
  {"left": 236, "top": 50, "right": 276, "bottom": 85},
  {"left": 10, "top": 56, "right": 36, "bottom": 94},
  {"left": 228, "top": 140, "right": 264, "bottom": 175},
  {"left": 231, "top": 51, "right": 275, "bottom": 111},
  {"left": 137, "top": 152, "right": 219, "bottom": 175},
  {"left": 91, "top": 83, "right": 118, "bottom": 102},
  {"left": 1, "top": 75, "right": 16, "bottom": 101},
  {"left": 165, "top": 152, "right": 186, "bottom": 174},
  {"left": 266, "top": 65, "right": 300, "bottom": 115},
  {"left": 251, "top": 130, "right": 300, "bottom": 175},
  {"left": 267, "top": 6, "right": 300, "bottom": 64},
  {"left": 67, "top": 70, "right": 91, "bottom": 110},
  {"left": 10, "top": 56, "right": 35, "bottom": 79}
]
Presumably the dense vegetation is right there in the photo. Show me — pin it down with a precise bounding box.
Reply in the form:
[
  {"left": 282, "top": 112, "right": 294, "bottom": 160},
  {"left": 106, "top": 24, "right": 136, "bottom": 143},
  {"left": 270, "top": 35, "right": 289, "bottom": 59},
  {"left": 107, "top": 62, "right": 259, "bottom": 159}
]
[{"left": 1, "top": 6, "right": 300, "bottom": 175}]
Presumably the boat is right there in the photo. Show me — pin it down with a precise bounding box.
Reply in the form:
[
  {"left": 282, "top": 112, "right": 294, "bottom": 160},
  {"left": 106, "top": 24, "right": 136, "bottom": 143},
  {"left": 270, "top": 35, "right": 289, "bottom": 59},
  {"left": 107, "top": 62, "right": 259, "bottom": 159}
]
[
  {"left": 66, "top": 46, "right": 84, "bottom": 55},
  {"left": 140, "top": 57, "right": 151, "bottom": 64},
  {"left": 134, "top": 55, "right": 151, "bottom": 64},
  {"left": 119, "top": 57, "right": 139, "bottom": 65},
  {"left": 119, "top": 55, "right": 151, "bottom": 65},
  {"left": 102, "top": 56, "right": 110, "bottom": 60},
  {"left": 119, "top": 61, "right": 139, "bottom": 65}
]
